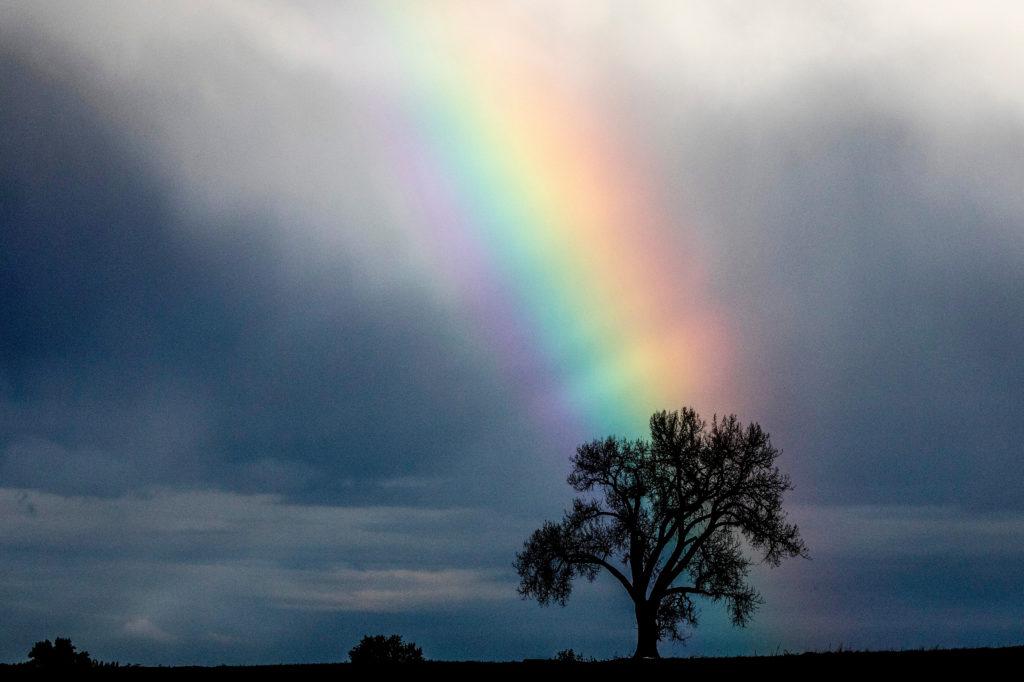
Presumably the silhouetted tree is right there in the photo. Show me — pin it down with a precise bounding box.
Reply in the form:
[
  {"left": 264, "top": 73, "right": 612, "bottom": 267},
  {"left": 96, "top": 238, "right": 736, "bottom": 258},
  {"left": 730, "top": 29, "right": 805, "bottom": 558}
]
[
  {"left": 27, "top": 637, "right": 94, "bottom": 669},
  {"left": 515, "top": 407, "right": 807, "bottom": 658},
  {"left": 348, "top": 634, "right": 424, "bottom": 664},
  {"left": 554, "top": 648, "right": 590, "bottom": 662}
]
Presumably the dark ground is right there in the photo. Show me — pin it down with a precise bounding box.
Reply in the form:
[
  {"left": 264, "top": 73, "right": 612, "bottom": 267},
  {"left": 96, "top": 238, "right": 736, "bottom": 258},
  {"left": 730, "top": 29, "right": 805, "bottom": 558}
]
[{"left": 3, "top": 645, "right": 1023, "bottom": 675}]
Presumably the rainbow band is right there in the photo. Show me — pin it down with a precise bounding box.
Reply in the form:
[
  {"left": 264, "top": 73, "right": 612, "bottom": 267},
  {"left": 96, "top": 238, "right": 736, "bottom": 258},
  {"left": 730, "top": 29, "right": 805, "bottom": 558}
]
[{"left": 376, "top": 4, "right": 729, "bottom": 439}]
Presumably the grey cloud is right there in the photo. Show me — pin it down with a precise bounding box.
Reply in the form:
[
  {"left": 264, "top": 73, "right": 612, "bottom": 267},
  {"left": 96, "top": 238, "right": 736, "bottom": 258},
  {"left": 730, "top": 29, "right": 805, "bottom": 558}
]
[
  {"left": 634, "top": 71, "right": 1024, "bottom": 510},
  {"left": 2, "top": 0, "right": 1023, "bottom": 665},
  {"left": 122, "top": 618, "right": 176, "bottom": 644},
  {"left": 0, "top": 487, "right": 524, "bottom": 570},
  {"left": 0, "top": 486, "right": 573, "bottom": 662},
  {"left": 2, "top": 488, "right": 1022, "bottom": 662},
  {"left": 698, "top": 503, "right": 1024, "bottom": 654},
  {"left": 1, "top": 437, "right": 134, "bottom": 497},
  {"left": 0, "top": 42, "right": 554, "bottom": 507}
]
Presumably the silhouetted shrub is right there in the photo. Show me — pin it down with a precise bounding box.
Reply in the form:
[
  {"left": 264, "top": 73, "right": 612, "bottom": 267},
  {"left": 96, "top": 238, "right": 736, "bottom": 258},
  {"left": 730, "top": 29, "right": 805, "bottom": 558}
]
[
  {"left": 554, "top": 648, "right": 588, "bottom": 662},
  {"left": 27, "top": 638, "right": 94, "bottom": 669},
  {"left": 348, "top": 634, "right": 424, "bottom": 664}
]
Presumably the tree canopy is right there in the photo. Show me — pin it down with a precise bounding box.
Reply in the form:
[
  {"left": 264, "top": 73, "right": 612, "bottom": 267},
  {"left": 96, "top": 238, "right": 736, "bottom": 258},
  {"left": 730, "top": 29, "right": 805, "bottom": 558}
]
[
  {"left": 26, "top": 638, "right": 95, "bottom": 669},
  {"left": 515, "top": 407, "right": 807, "bottom": 658},
  {"left": 348, "top": 634, "right": 424, "bottom": 664}
]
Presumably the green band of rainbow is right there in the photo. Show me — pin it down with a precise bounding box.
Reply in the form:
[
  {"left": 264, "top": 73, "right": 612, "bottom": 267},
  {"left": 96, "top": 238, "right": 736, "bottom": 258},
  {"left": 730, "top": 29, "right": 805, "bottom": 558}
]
[{"left": 374, "top": 4, "right": 731, "bottom": 439}]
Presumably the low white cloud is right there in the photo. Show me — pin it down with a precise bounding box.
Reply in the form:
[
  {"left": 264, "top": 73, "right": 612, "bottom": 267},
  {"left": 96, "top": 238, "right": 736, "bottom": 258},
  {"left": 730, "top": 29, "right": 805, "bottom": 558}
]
[
  {"left": 268, "top": 567, "right": 507, "bottom": 612},
  {"left": 123, "top": 617, "right": 176, "bottom": 643},
  {"left": 0, "top": 486, "right": 518, "bottom": 607}
]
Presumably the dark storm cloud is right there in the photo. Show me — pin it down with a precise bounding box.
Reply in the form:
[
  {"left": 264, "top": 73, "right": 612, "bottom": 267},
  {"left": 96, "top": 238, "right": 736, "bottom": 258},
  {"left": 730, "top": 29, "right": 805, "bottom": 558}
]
[
  {"left": 659, "top": 78, "right": 1024, "bottom": 511},
  {"left": 0, "top": 50, "right": 215, "bottom": 493},
  {"left": 0, "top": 48, "right": 549, "bottom": 505},
  {"left": 2, "top": 0, "right": 1024, "bottom": 666}
]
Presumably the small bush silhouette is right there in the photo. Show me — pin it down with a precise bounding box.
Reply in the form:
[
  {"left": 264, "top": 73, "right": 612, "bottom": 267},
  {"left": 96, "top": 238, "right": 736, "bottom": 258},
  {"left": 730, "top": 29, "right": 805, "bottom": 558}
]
[
  {"left": 27, "top": 638, "right": 94, "bottom": 669},
  {"left": 554, "top": 648, "right": 589, "bottom": 663},
  {"left": 348, "top": 634, "right": 424, "bottom": 664}
]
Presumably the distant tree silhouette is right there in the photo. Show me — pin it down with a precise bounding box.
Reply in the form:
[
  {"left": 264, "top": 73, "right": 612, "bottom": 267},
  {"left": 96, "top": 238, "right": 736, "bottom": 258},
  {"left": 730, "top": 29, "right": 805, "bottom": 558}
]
[
  {"left": 348, "top": 634, "right": 424, "bottom": 664},
  {"left": 515, "top": 407, "right": 807, "bottom": 658},
  {"left": 554, "top": 648, "right": 589, "bottom": 662},
  {"left": 27, "top": 637, "right": 94, "bottom": 669}
]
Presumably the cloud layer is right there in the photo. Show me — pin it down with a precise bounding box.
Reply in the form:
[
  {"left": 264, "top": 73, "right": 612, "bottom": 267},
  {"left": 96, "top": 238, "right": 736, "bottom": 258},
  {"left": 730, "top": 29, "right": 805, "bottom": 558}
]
[
  {"left": 2, "top": 487, "right": 1022, "bottom": 662},
  {"left": 2, "top": 0, "right": 1023, "bottom": 664}
]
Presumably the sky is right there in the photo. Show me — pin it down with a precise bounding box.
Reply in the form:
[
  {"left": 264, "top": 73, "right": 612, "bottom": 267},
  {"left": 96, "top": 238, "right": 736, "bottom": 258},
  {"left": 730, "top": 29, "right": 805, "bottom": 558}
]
[{"left": 1, "top": 0, "right": 1023, "bottom": 664}]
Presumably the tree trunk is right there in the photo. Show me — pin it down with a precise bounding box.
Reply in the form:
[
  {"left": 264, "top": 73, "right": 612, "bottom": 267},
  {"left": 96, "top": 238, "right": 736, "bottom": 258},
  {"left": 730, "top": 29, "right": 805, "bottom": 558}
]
[{"left": 633, "top": 602, "right": 660, "bottom": 659}]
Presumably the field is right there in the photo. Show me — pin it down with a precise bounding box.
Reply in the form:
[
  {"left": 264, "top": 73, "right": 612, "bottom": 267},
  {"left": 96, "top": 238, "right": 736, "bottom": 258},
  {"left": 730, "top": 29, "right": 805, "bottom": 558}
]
[{"left": 4, "top": 646, "right": 1022, "bottom": 675}]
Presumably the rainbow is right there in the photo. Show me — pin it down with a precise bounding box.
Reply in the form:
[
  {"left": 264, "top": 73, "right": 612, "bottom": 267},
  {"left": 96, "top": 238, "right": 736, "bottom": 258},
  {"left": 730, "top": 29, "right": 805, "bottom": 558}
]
[{"left": 373, "top": 4, "right": 730, "bottom": 440}]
